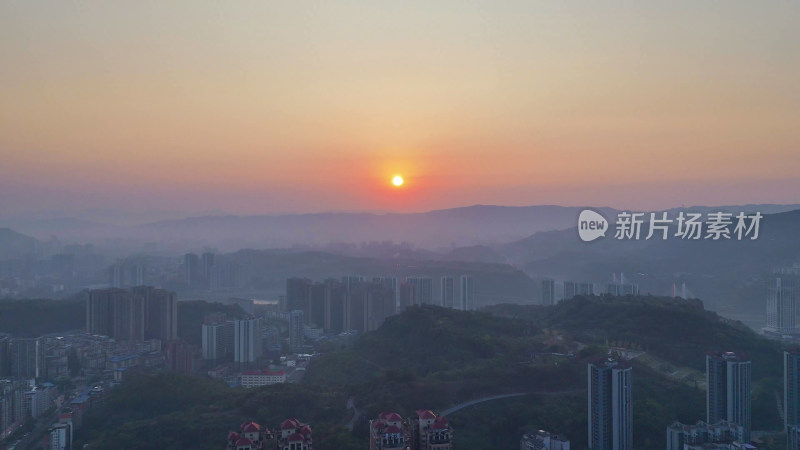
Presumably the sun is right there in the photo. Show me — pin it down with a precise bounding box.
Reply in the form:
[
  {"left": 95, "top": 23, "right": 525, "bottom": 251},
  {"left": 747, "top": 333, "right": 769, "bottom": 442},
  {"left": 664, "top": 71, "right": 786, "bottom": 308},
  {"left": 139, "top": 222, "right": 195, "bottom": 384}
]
[{"left": 392, "top": 175, "right": 404, "bottom": 187}]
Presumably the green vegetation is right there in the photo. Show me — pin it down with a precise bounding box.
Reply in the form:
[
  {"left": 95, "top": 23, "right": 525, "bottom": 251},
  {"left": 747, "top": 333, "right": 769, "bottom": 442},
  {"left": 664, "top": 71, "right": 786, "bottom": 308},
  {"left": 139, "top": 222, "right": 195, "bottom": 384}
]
[
  {"left": 75, "top": 373, "right": 361, "bottom": 450},
  {"left": 0, "top": 298, "right": 84, "bottom": 336},
  {"left": 76, "top": 296, "right": 788, "bottom": 449},
  {"left": 486, "top": 295, "right": 783, "bottom": 378}
]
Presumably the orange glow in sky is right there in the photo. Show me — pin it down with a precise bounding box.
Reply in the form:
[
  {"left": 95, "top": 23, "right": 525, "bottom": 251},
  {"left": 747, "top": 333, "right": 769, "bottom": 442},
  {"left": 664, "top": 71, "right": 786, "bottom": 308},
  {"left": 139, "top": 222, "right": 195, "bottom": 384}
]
[{"left": 1, "top": 2, "right": 799, "bottom": 215}]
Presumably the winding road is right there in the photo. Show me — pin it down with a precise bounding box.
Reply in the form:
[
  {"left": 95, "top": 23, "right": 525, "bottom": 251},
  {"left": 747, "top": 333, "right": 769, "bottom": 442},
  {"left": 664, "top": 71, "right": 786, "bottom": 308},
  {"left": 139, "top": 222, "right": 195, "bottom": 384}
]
[{"left": 441, "top": 388, "right": 587, "bottom": 416}]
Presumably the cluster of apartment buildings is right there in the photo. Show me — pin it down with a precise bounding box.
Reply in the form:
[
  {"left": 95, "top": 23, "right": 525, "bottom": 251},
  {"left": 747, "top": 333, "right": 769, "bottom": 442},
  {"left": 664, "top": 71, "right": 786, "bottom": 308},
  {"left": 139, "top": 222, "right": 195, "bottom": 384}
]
[
  {"left": 41, "top": 385, "right": 106, "bottom": 450},
  {"left": 0, "top": 379, "right": 59, "bottom": 438},
  {"left": 0, "top": 329, "right": 137, "bottom": 438},
  {"left": 283, "top": 275, "right": 476, "bottom": 336},
  {"left": 666, "top": 347, "right": 800, "bottom": 450},
  {"left": 224, "top": 409, "right": 455, "bottom": 450},
  {"left": 664, "top": 351, "right": 756, "bottom": 449},
  {"left": 201, "top": 314, "right": 281, "bottom": 364},
  {"left": 86, "top": 286, "right": 204, "bottom": 376},
  {"left": 183, "top": 252, "right": 242, "bottom": 290},
  {"left": 86, "top": 286, "right": 178, "bottom": 342},
  {"left": 368, "top": 409, "right": 454, "bottom": 450},
  {"left": 582, "top": 351, "right": 758, "bottom": 450},
  {"left": 541, "top": 274, "right": 640, "bottom": 305},
  {"left": 520, "top": 430, "right": 570, "bottom": 449},
  {"left": 225, "top": 418, "right": 313, "bottom": 450}
]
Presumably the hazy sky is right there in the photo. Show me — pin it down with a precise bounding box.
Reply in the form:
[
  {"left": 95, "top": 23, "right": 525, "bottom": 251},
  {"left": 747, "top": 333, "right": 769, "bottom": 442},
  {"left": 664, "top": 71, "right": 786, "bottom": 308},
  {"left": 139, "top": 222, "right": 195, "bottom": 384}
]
[{"left": 1, "top": 1, "right": 799, "bottom": 216}]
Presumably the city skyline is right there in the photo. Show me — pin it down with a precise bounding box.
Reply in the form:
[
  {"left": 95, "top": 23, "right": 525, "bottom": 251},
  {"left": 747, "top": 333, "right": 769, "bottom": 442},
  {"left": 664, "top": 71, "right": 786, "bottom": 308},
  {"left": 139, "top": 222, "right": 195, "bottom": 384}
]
[{"left": 2, "top": 2, "right": 799, "bottom": 217}]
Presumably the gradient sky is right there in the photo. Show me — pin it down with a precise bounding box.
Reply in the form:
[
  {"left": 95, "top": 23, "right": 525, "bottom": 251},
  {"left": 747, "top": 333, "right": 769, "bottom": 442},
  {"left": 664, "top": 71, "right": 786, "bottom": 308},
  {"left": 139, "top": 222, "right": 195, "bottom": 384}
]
[{"left": 1, "top": 1, "right": 799, "bottom": 217}]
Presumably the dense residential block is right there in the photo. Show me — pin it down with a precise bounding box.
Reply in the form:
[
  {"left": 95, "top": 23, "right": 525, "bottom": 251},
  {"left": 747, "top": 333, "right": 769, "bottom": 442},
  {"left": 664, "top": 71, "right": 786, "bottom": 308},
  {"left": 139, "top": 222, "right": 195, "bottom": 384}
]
[{"left": 520, "top": 429, "right": 570, "bottom": 449}]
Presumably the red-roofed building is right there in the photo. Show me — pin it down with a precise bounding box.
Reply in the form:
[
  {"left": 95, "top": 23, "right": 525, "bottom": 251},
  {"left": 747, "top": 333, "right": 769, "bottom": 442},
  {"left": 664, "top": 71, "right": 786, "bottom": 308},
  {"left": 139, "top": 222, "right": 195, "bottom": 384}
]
[
  {"left": 414, "top": 410, "right": 453, "bottom": 450},
  {"left": 370, "top": 412, "right": 413, "bottom": 450},
  {"left": 277, "top": 417, "right": 313, "bottom": 450},
  {"left": 226, "top": 421, "right": 275, "bottom": 450}
]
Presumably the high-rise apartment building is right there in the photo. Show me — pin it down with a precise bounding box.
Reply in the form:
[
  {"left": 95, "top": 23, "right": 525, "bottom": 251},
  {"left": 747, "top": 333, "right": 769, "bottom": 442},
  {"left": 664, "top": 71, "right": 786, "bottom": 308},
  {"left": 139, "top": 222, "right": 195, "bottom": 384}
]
[
  {"left": 374, "top": 276, "right": 400, "bottom": 309},
  {"left": 767, "top": 277, "right": 795, "bottom": 332},
  {"left": 87, "top": 287, "right": 176, "bottom": 342},
  {"left": 588, "top": 358, "right": 632, "bottom": 450},
  {"left": 406, "top": 277, "right": 434, "bottom": 306},
  {"left": 184, "top": 253, "right": 200, "bottom": 287},
  {"left": 440, "top": 276, "right": 455, "bottom": 308},
  {"left": 707, "top": 352, "right": 751, "bottom": 442},
  {"left": 542, "top": 279, "right": 556, "bottom": 306},
  {"left": 289, "top": 310, "right": 305, "bottom": 352},
  {"left": 787, "top": 349, "right": 800, "bottom": 449},
  {"left": 234, "top": 318, "right": 262, "bottom": 364},
  {"left": 0, "top": 334, "right": 10, "bottom": 377},
  {"left": 286, "top": 278, "right": 313, "bottom": 315},
  {"left": 134, "top": 286, "right": 178, "bottom": 341},
  {"left": 202, "top": 322, "right": 226, "bottom": 361},
  {"left": 9, "top": 338, "right": 42, "bottom": 380},
  {"left": 459, "top": 275, "right": 475, "bottom": 311}
]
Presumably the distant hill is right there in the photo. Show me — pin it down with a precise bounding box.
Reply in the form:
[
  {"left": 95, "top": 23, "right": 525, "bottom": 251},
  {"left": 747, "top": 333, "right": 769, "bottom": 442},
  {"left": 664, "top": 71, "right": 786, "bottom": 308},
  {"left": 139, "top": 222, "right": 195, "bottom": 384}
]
[
  {"left": 3, "top": 204, "right": 621, "bottom": 249},
  {"left": 5, "top": 202, "right": 798, "bottom": 253},
  {"left": 502, "top": 208, "right": 800, "bottom": 315},
  {"left": 132, "top": 204, "right": 620, "bottom": 249},
  {"left": 0, "top": 227, "right": 39, "bottom": 259},
  {"left": 485, "top": 295, "right": 783, "bottom": 376}
]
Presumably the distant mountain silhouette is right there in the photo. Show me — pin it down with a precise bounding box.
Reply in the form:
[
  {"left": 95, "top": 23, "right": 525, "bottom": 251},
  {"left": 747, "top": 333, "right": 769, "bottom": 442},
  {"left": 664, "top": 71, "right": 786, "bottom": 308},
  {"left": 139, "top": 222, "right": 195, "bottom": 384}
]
[
  {"left": 131, "top": 205, "right": 620, "bottom": 249},
  {"left": 2, "top": 203, "right": 799, "bottom": 252},
  {"left": 501, "top": 208, "right": 800, "bottom": 316},
  {"left": 0, "top": 228, "right": 39, "bottom": 258}
]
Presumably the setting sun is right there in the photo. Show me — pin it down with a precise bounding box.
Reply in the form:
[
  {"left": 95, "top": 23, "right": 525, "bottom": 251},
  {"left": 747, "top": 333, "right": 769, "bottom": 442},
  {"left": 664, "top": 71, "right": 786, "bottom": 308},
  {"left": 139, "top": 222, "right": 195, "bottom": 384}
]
[{"left": 392, "top": 176, "right": 404, "bottom": 187}]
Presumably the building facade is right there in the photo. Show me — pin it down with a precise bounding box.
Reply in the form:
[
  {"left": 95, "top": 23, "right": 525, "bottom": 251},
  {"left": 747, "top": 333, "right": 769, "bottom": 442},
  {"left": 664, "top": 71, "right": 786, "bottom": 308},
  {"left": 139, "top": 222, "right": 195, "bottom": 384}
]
[
  {"left": 521, "top": 429, "right": 570, "bottom": 450},
  {"left": 459, "top": 275, "right": 474, "bottom": 311},
  {"left": 767, "top": 277, "right": 795, "bottom": 332},
  {"left": 370, "top": 411, "right": 413, "bottom": 450},
  {"left": 588, "top": 358, "right": 632, "bottom": 450},
  {"left": 666, "top": 420, "right": 745, "bottom": 450},
  {"left": 234, "top": 318, "right": 262, "bottom": 364},
  {"left": 414, "top": 409, "right": 453, "bottom": 450},
  {"left": 707, "top": 352, "right": 751, "bottom": 441}
]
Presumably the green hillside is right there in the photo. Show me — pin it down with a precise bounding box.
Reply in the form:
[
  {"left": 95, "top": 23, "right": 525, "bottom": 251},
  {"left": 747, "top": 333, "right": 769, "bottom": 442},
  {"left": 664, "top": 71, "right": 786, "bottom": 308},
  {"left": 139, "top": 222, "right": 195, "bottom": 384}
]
[{"left": 75, "top": 297, "right": 787, "bottom": 449}]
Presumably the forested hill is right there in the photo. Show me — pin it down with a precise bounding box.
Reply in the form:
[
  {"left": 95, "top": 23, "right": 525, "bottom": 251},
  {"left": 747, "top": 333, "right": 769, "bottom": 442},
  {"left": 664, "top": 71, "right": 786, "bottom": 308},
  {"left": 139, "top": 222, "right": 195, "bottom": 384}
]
[{"left": 484, "top": 295, "right": 783, "bottom": 377}]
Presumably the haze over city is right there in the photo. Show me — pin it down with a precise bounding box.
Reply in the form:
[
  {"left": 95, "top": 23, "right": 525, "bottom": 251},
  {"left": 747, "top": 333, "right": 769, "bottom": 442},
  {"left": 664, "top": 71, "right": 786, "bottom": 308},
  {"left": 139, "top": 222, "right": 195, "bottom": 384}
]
[{"left": 3, "top": 3, "right": 800, "bottom": 449}]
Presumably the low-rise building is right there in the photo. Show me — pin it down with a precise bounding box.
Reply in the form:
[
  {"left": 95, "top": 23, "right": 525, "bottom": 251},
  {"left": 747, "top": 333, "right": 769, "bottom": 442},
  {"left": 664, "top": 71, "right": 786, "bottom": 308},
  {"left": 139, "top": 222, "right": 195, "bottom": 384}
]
[
  {"left": 666, "top": 420, "right": 747, "bottom": 450},
  {"left": 277, "top": 418, "right": 313, "bottom": 450},
  {"left": 226, "top": 421, "right": 275, "bottom": 450},
  {"left": 240, "top": 369, "right": 287, "bottom": 388},
  {"left": 370, "top": 411, "right": 413, "bottom": 450},
  {"left": 414, "top": 410, "right": 453, "bottom": 450},
  {"left": 521, "top": 429, "right": 570, "bottom": 450}
]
